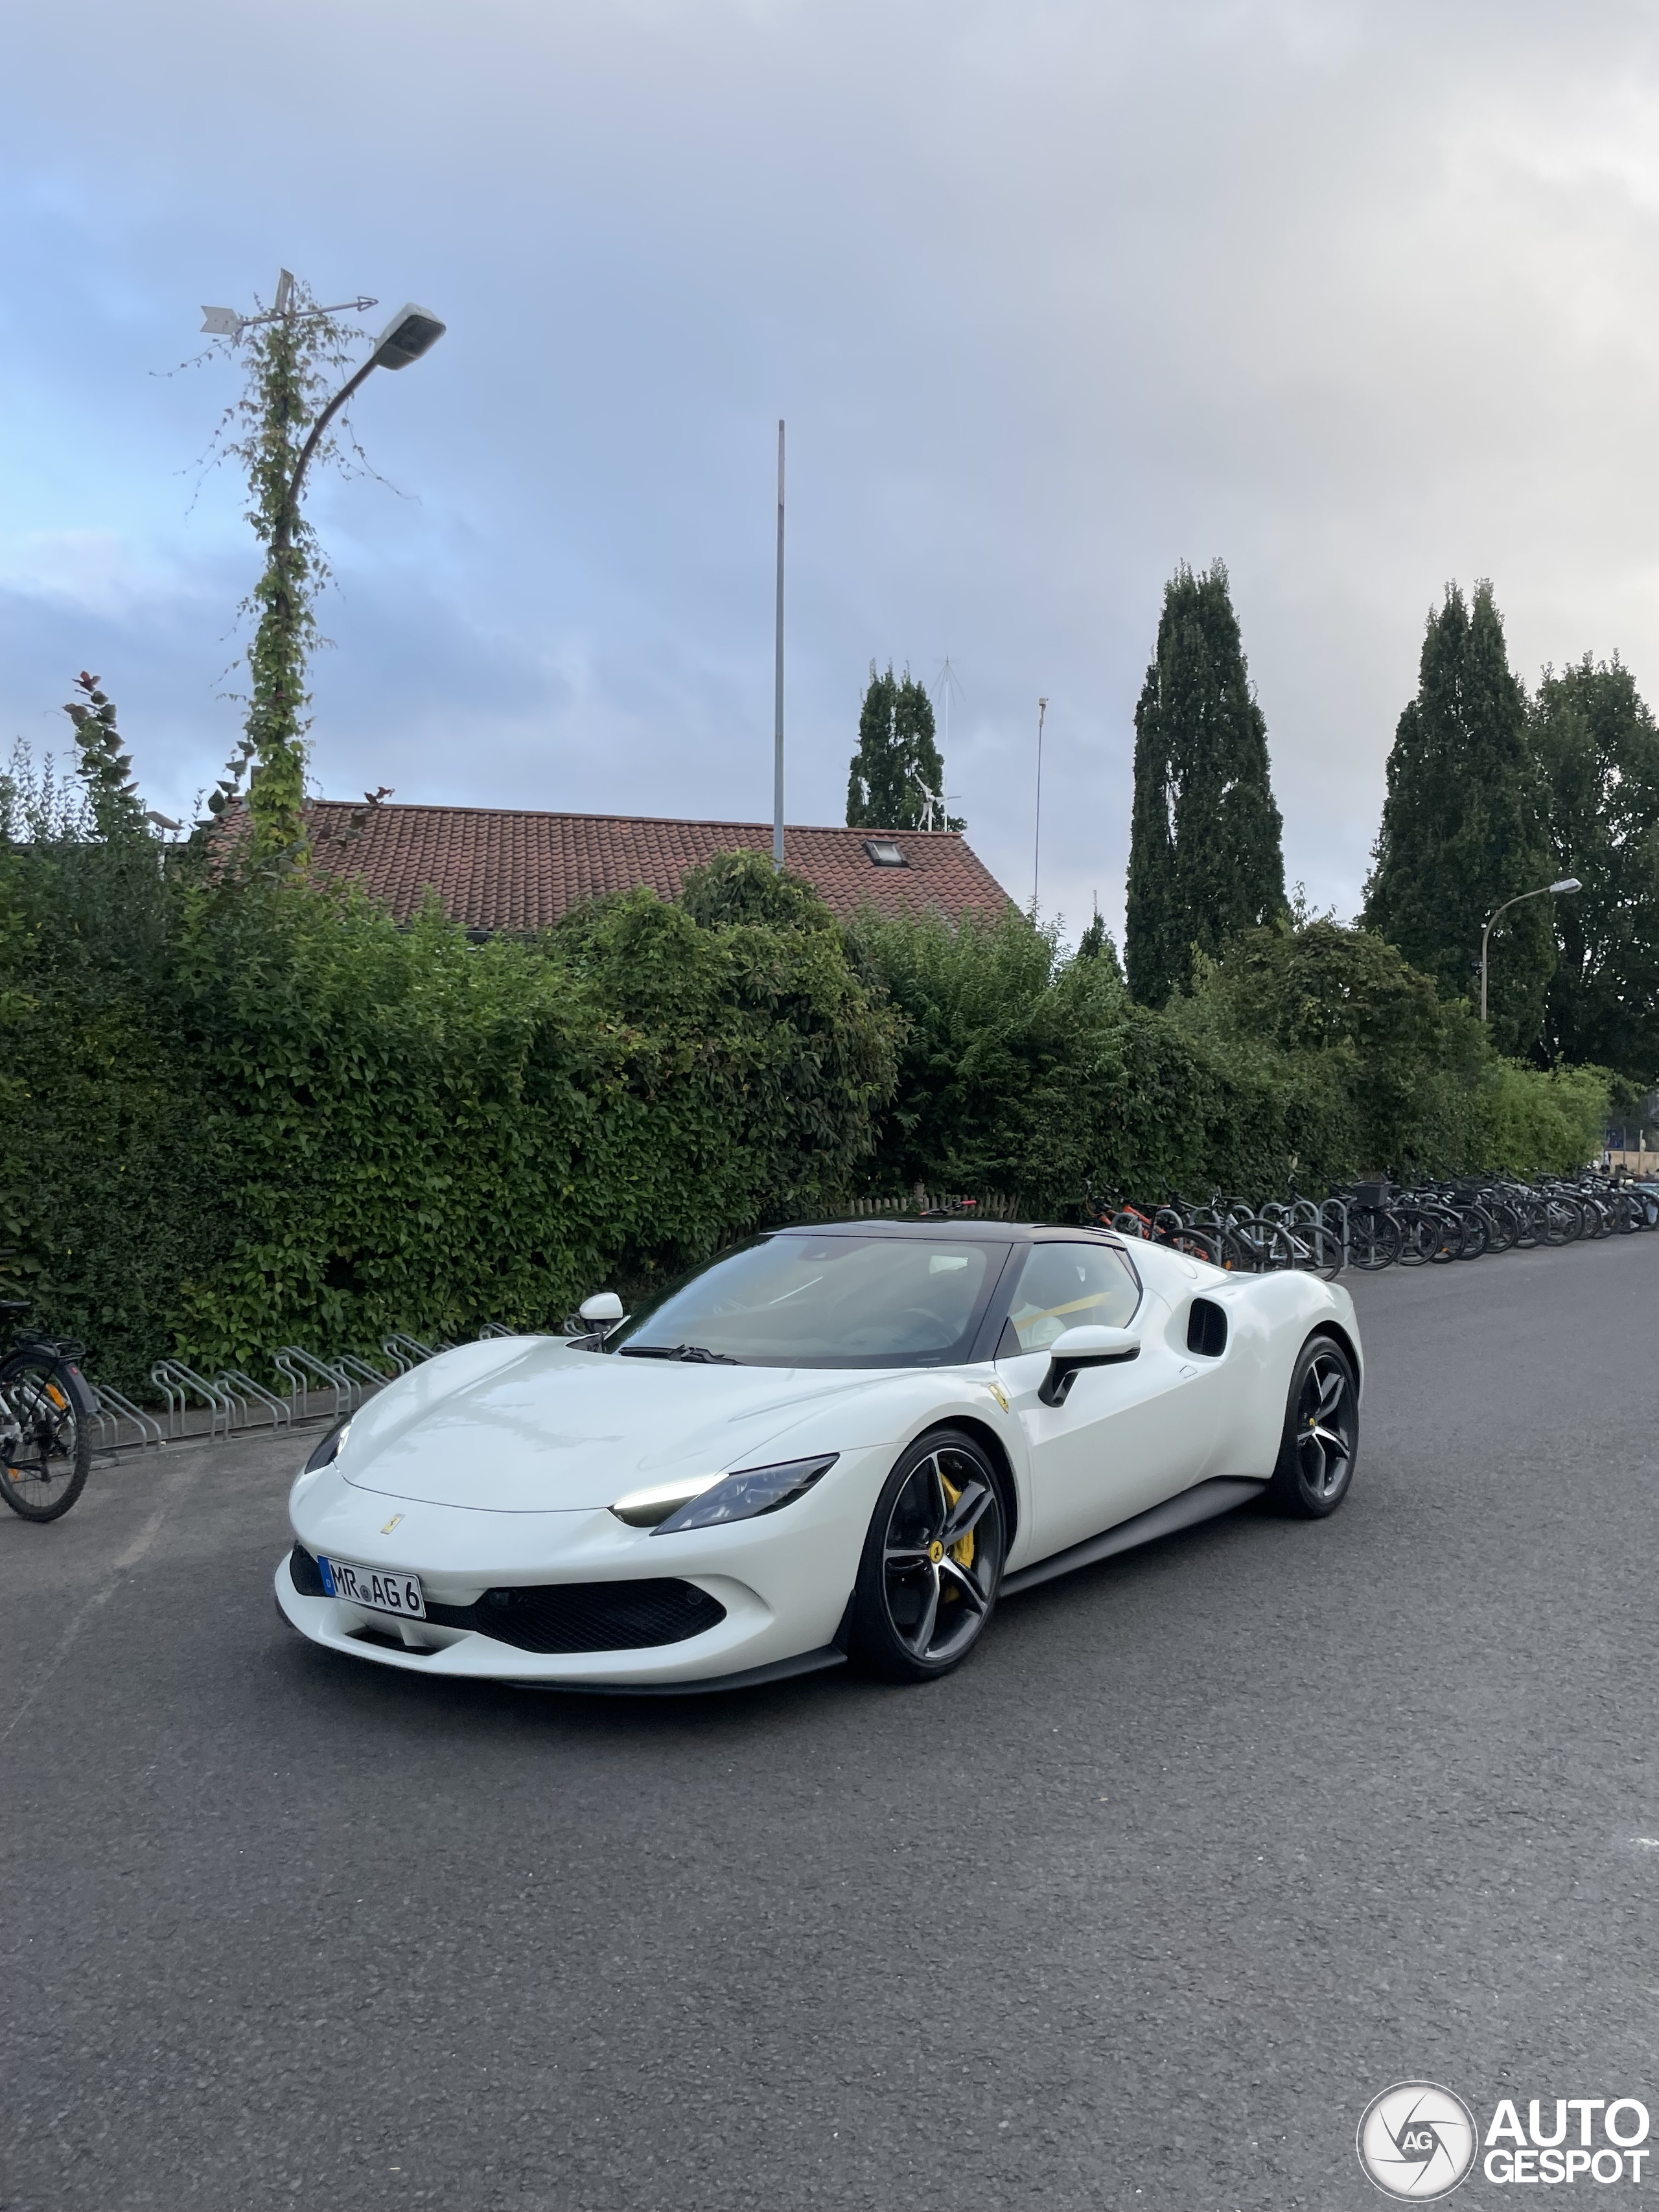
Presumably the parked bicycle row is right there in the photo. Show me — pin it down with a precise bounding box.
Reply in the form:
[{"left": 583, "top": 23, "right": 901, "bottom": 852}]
[{"left": 1081, "top": 1171, "right": 1659, "bottom": 1276}]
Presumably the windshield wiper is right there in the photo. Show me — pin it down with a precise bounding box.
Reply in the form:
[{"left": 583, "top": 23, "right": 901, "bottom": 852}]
[{"left": 618, "top": 1344, "right": 740, "bottom": 1364}]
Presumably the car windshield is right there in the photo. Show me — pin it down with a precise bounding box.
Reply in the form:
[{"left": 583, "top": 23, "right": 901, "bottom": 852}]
[{"left": 604, "top": 1233, "right": 1004, "bottom": 1367}]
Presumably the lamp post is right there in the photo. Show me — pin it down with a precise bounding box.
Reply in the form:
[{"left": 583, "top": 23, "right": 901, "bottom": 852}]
[
  {"left": 1479, "top": 878, "right": 1581, "bottom": 1022},
  {"left": 279, "top": 303, "right": 446, "bottom": 559},
  {"left": 202, "top": 283, "right": 447, "bottom": 558}
]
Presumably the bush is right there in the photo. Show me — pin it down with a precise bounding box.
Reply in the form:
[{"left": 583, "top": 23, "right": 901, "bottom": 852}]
[
  {"left": 0, "top": 847, "right": 896, "bottom": 1390},
  {"left": 0, "top": 839, "right": 1608, "bottom": 1396},
  {"left": 850, "top": 909, "right": 1607, "bottom": 1207}
]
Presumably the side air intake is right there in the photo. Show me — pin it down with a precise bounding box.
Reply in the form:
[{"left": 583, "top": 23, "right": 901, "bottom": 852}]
[{"left": 1186, "top": 1298, "right": 1228, "bottom": 1358}]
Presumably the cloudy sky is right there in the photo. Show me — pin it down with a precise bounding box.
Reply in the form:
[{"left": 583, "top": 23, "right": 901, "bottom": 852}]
[{"left": 6, "top": 0, "right": 1659, "bottom": 940}]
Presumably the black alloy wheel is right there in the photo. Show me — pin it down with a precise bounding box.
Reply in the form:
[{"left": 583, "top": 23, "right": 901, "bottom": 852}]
[
  {"left": 0, "top": 1353, "right": 92, "bottom": 1522},
  {"left": 848, "top": 1428, "right": 1007, "bottom": 1682},
  {"left": 1265, "top": 1335, "right": 1359, "bottom": 1519}
]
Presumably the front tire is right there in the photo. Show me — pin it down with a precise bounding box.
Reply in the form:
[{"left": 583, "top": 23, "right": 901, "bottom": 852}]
[
  {"left": 1265, "top": 1335, "right": 1359, "bottom": 1519},
  {"left": 848, "top": 1428, "right": 1006, "bottom": 1683}
]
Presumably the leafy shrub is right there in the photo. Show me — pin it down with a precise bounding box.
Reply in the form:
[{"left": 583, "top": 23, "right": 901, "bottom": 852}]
[
  {"left": 0, "top": 837, "right": 1607, "bottom": 1397},
  {"left": 0, "top": 848, "right": 896, "bottom": 1389}
]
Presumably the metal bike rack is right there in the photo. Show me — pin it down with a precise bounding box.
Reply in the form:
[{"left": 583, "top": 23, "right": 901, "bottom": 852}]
[
  {"left": 215, "top": 1368, "right": 292, "bottom": 1433},
  {"left": 381, "top": 1330, "right": 455, "bottom": 1374},
  {"left": 274, "top": 1346, "right": 353, "bottom": 1423},
  {"left": 87, "top": 1382, "right": 164, "bottom": 1454},
  {"left": 150, "top": 1360, "right": 237, "bottom": 1441}
]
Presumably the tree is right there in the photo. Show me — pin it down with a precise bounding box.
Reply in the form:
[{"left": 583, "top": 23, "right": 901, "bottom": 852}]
[
  {"left": 679, "top": 847, "right": 834, "bottom": 932},
  {"left": 846, "top": 666, "right": 962, "bottom": 831},
  {"left": 1531, "top": 655, "right": 1659, "bottom": 1083},
  {"left": 1124, "top": 561, "right": 1286, "bottom": 1006},
  {"left": 62, "top": 673, "right": 148, "bottom": 843},
  {"left": 1363, "top": 582, "right": 1553, "bottom": 1058}
]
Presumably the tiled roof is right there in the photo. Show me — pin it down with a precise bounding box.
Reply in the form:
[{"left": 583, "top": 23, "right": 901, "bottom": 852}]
[{"left": 293, "top": 801, "right": 1015, "bottom": 931}]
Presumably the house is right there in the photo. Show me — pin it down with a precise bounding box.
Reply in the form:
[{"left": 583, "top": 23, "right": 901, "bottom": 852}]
[{"left": 296, "top": 800, "right": 1014, "bottom": 933}]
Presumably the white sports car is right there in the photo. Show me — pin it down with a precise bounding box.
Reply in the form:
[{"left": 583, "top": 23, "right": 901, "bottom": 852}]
[{"left": 276, "top": 1220, "right": 1363, "bottom": 1692}]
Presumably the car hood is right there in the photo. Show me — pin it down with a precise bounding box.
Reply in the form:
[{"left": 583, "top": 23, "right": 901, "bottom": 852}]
[{"left": 336, "top": 1336, "right": 911, "bottom": 1511}]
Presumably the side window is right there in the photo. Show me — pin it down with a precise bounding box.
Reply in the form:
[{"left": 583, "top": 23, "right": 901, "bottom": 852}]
[{"left": 1001, "top": 1242, "right": 1141, "bottom": 1354}]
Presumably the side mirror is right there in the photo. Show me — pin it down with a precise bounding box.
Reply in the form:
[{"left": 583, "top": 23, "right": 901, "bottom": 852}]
[
  {"left": 564, "top": 1290, "right": 627, "bottom": 1341},
  {"left": 1038, "top": 1323, "right": 1140, "bottom": 1408}
]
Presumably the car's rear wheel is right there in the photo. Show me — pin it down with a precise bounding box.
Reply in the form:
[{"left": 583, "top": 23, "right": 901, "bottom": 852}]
[
  {"left": 1265, "top": 1335, "right": 1359, "bottom": 1519},
  {"left": 848, "top": 1428, "right": 1006, "bottom": 1682}
]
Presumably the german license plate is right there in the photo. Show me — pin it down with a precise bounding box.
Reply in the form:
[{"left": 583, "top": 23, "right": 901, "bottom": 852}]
[{"left": 318, "top": 1556, "right": 426, "bottom": 1620}]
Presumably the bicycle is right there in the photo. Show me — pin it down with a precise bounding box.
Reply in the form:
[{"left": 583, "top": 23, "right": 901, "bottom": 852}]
[{"left": 0, "top": 1301, "right": 95, "bottom": 1522}]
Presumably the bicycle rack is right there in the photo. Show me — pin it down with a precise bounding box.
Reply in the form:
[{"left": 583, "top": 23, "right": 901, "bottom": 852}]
[
  {"left": 1319, "top": 1198, "right": 1351, "bottom": 1264},
  {"left": 381, "top": 1331, "right": 457, "bottom": 1373},
  {"left": 215, "top": 1368, "right": 292, "bottom": 1433},
  {"left": 87, "top": 1382, "right": 164, "bottom": 1454},
  {"left": 329, "top": 1351, "right": 390, "bottom": 1401},
  {"left": 477, "top": 1321, "right": 517, "bottom": 1339},
  {"left": 273, "top": 1346, "right": 353, "bottom": 1423},
  {"left": 150, "top": 1359, "right": 237, "bottom": 1441}
]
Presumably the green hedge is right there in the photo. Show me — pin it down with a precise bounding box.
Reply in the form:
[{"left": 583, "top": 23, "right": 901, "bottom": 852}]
[
  {"left": 850, "top": 909, "right": 1607, "bottom": 1208},
  {"left": 0, "top": 845, "right": 896, "bottom": 1390},
  {"left": 0, "top": 843, "right": 1607, "bottom": 1394}
]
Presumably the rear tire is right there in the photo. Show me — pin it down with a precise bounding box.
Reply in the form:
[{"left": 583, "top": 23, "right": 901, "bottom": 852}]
[
  {"left": 847, "top": 1428, "right": 1006, "bottom": 1683},
  {"left": 0, "top": 1351, "right": 92, "bottom": 1522},
  {"left": 1264, "top": 1335, "right": 1358, "bottom": 1520}
]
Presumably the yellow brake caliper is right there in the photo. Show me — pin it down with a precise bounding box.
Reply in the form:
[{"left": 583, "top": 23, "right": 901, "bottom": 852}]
[{"left": 938, "top": 1471, "right": 975, "bottom": 1598}]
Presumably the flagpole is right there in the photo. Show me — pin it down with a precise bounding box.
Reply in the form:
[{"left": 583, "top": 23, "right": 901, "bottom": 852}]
[{"left": 773, "top": 420, "right": 785, "bottom": 868}]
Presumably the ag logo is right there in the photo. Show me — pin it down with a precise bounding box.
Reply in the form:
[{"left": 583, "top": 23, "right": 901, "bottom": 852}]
[{"left": 1357, "top": 2082, "right": 1478, "bottom": 2200}]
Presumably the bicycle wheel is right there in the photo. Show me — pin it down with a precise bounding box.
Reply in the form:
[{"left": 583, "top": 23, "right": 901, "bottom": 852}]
[
  {"left": 1453, "top": 1206, "right": 1489, "bottom": 1261},
  {"left": 1484, "top": 1202, "right": 1520, "bottom": 1254},
  {"left": 1286, "top": 1223, "right": 1344, "bottom": 1281},
  {"left": 1347, "top": 1207, "right": 1402, "bottom": 1271},
  {"left": 1155, "top": 1226, "right": 1224, "bottom": 1267},
  {"left": 0, "top": 1351, "right": 92, "bottom": 1522},
  {"left": 1401, "top": 1207, "right": 1463, "bottom": 1264}
]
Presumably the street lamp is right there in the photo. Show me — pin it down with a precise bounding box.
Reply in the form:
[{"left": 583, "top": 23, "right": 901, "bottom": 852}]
[
  {"left": 200, "top": 279, "right": 447, "bottom": 548},
  {"left": 281, "top": 303, "right": 447, "bottom": 529},
  {"left": 1479, "top": 878, "right": 1581, "bottom": 1022}
]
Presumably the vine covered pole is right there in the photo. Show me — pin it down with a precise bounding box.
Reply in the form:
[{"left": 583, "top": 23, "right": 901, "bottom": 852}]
[{"left": 211, "top": 278, "right": 445, "bottom": 863}]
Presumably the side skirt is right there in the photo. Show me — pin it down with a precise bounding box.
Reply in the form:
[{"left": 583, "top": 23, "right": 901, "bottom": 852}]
[{"left": 1000, "top": 1477, "right": 1267, "bottom": 1598}]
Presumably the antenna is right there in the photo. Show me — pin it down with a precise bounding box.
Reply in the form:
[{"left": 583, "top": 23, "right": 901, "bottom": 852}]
[{"left": 1032, "top": 696, "right": 1048, "bottom": 911}]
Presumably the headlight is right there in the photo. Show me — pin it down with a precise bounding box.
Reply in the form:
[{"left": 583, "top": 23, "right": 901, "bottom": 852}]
[
  {"left": 608, "top": 1453, "right": 838, "bottom": 1536},
  {"left": 303, "top": 1417, "right": 351, "bottom": 1474}
]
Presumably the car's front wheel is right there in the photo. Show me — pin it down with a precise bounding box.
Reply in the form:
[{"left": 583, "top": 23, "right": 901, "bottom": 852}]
[
  {"left": 1266, "top": 1334, "right": 1359, "bottom": 1518},
  {"left": 848, "top": 1428, "right": 1006, "bottom": 1682}
]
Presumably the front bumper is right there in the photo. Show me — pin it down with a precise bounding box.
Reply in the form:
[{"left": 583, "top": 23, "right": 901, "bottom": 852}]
[{"left": 277, "top": 1451, "right": 878, "bottom": 1687}]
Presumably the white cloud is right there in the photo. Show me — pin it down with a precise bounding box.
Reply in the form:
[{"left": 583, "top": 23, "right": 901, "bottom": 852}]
[{"left": 5, "top": 0, "right": 1659, "bottom": 937}]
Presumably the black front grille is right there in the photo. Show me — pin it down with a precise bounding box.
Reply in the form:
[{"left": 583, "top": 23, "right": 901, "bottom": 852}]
[
  {"left": 427, "top": 1579, "right": 725, "bottom": 1653},
  {"left": 288, "top": 1543, "right": 722, "bottom": 1653}
]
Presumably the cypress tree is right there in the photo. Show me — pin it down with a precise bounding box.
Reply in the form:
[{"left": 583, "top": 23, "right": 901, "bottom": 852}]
[
  {"left": 846, "top": 665, "right": 963, "bottom": 831},
  {"left": 1363, "top": 582, "right": 1554, "bottom": 1058},
  {"left": 1124, "top": 560, "right": 1286, "bottom": 1005},
  {"left": 1531, "top": 654, "right": 1659, "bottom": 1082}
]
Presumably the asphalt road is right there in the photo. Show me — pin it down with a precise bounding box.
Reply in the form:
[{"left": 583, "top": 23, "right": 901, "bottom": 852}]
[{"left": 4, "top": 1236, "right": 1656, "bottom": 2212}]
